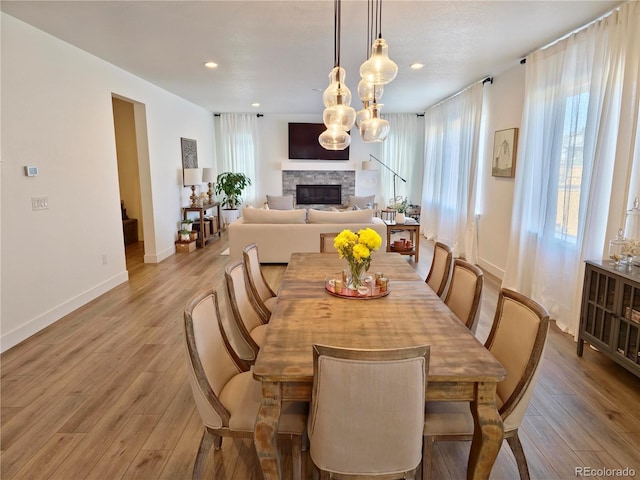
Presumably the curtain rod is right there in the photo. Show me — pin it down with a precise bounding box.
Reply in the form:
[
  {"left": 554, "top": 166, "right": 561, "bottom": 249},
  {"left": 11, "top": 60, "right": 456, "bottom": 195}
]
[
  {"left": 214, "top": 113, "right": 263, "bottom": 117},
  {"left": 426, "top": 75, "right": 493, "bottom": 112},
  {"left": 519, "top": 2, "right": 623, "bottom": 67}
]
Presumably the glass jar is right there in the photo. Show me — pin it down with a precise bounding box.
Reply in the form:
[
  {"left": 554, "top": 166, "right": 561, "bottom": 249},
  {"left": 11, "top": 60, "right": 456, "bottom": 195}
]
[
  {"left": 609, "top": 228, "right": 626, "bottom": 264},
  {"left": 624, "top": 197, "right": 640, "bottom": 241}
]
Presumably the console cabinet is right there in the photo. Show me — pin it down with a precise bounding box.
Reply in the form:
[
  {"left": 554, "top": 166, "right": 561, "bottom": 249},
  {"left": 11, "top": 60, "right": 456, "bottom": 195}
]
[{"left": 577, "top": 260, "right": 640, "bottom": 377}]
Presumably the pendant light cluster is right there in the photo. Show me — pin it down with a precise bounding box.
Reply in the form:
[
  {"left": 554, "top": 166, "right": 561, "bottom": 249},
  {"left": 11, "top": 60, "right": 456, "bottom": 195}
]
[
  {"left": 357, "top": 0, "right": 397, "bottom": 143},
  {"left": 319, "top": 0, "right": 398, "bottom": 150},
  {"left": 319, "top": 0, "right": 356, "bottom": 151}
]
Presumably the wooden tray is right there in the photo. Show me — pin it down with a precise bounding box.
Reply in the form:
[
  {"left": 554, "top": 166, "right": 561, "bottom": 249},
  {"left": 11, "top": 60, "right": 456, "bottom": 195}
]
[
  {"left": 390, "top": 245, "right": 415, "bottom": 254},
  {"left": 325, "top": 280, "right": 390, "bottom": 299}
]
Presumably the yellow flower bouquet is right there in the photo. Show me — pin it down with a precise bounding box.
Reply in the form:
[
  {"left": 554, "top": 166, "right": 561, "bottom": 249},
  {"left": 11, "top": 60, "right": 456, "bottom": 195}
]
[{"left": 333, "top": 228, "right": 383, "bottom": 289}]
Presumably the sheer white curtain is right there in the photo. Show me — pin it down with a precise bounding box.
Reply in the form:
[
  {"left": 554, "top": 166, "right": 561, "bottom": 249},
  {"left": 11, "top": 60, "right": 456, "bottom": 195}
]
[
  {"left": 218, "top": 113, "right": 258, "bottom": 205},
  {"left": 380, "top": 114, "right": 424, "bottom": 208},
  {"left": 421, "top": 82, "right": 483, "bottom": 262},
  {"left": 503, "top": 1, "right": 640, "bottom": 336}
]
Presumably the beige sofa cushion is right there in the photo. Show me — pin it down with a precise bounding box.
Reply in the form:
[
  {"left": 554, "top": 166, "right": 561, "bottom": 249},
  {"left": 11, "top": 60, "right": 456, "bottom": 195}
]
[
  {"left": 266, "top": 194, "right": 294, "bottom": 210},
  {"left": 347, "top": 195, "right": 375, "bottom": 209},
  {"left": 242, "top": 207, "right": 306, "bottom": 224},
  {"left": 308, "top": 208, "right": 373, "bottom": 224}
]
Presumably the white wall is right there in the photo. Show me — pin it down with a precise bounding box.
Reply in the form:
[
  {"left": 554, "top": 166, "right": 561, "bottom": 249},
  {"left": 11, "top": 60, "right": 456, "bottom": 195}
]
[
  {"left": 1, "top": 13, "right": 214, "bottom": 352},
  {"left": 252, "top": 114, "right": 383, "bottom": 205},
  {"left": 476, "top": 65, "right": 525, "bottom": 278}
]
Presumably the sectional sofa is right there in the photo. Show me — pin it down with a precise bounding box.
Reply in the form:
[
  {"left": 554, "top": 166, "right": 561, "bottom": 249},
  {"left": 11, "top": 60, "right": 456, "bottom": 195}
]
[{"left": 228, "top": 207, "right": 387, "bottom": 263}]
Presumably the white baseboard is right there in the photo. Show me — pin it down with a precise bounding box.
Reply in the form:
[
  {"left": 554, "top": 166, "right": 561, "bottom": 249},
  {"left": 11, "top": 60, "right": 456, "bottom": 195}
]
[
  {"left": 477, "top": 257, "right": 505, "bottom": 281},
  {"left": 144, "top": 245, "right": 175, "bottom": 264},
  {"left": 0, "top": 271, "right": 129, "bottom": 353}
]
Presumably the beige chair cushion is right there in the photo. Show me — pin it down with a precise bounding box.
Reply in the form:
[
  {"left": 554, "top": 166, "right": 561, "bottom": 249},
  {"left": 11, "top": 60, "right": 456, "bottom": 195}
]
[
  {"left": 308, "top": 355, "right": 425, "bottom": 475},
  {"left": 307, "top": 208, "right": 373, "bottom": 224},
  {"left": 250, "top": 323, "right": 268, "bottom": 347},
  {"left": 264, "top": 296, "right": 277, "bottom": 313},
  {"left": 445, "top": 266, "right": 479, "bottom": 325},
  {"left": 244, "top": 245, "right": 275, "bottom": 304},
  {"left": 491, "top": 297, "right": 540, "bottom": 405},
  {"left": 266, "top": 194, "right": 294, "bottom": 210},
  {"left": 227, "top": 263, "right": 264, "bottom": 333},
  {"left": 219, "top": 370, "right": 307, "bottom": 434},
  {"left": 242, "top": 207, "right": 306, "bottom": 224},
  {"left": 427, "top": 246, "right": 449, "bottom": 295}
]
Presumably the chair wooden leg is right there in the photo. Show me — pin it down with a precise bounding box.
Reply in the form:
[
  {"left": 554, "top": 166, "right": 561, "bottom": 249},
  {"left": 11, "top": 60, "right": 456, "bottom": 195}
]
[
  {"left": 292, "top": 435, "right": 303, "bottom": 480},
  {"left": 506, "top": 431, "right": 531, "bottom": 480},
  {"left": 193, "top": 428, "right": 215, "bottom": 480},
  {"left": 213, "top": 433, "right": 222, "bottom": 450},
  {"left": 422, "top": 436, "right": 434, "bottom": 480}
]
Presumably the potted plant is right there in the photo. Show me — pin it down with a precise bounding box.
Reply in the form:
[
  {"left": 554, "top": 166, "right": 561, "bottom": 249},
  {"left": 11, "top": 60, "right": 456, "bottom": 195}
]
[
  {"left": 214, "top": 172, "right": 252, "bottom": 226},
  {"left": 393, "top": 197, "right": 409, "bottom": 224},
  {"left": 181, "top": 218, "right": 194, "bottom": 231},
  {"left": 179, "top": 229, "right": 191, "bottom": 242}
]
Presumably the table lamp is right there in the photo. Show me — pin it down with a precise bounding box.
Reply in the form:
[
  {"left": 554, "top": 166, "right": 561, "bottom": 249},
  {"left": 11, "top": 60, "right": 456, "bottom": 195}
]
[
  {"left": 202, "top": 168, "right": 216, "bottom": 204},
  {"left": 183, "top": 168, "right": 202, "bottom": 207}
]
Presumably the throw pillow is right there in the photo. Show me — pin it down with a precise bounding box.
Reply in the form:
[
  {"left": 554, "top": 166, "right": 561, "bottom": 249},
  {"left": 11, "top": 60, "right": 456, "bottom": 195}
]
[
  {"left": 242, "top": 207, "right": 306, "bottom": 224},
  {"left": 307, "top": 208, "right": 373, "bottom": 224},
  {"left": 347, "top": 195, "right": 375, "bottom": 209},
  {"left": 266, "top": 195, "right": 294, "bottom": 210}
]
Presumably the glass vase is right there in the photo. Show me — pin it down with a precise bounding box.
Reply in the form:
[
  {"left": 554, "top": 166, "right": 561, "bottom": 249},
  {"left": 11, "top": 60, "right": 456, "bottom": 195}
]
[{"left": 348, "top": 262, "right": 366, "bottom": 290}]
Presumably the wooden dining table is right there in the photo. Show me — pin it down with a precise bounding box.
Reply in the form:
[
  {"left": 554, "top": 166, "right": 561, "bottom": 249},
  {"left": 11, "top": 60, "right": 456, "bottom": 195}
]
[{"left": 253, "top": 252, "right": 507, "bottom": 479}]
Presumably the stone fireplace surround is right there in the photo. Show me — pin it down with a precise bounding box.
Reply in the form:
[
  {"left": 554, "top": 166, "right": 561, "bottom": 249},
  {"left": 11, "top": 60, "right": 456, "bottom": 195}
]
[{"left": 283, "top": 170, "right": 355, "bottom": 210}]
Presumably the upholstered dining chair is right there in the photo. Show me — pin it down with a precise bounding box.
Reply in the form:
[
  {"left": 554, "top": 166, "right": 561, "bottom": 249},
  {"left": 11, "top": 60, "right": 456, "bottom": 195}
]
[
  {"left": 242, "top": 243, "right": 277, "bottom": 323},
  {"left": 224, "top": 260, "right": 269, "bottom": 364},
  {"left": 423, "top": 288, "right": 549, "bottom": 480},
  {"left": 425, "top": 242, "right": 453, "bottom": 298},
  {"left": 183, "top": 288, "right": 307, "bottom": 480},
  {"left": 319, "top": 232, "right": 339, "bottom": 253},
  {"left": 443, "top": 258, "right": 484, "bottom": 333},
  {"left": 308, "top": 344, "right": 430, "bottom": 479}
]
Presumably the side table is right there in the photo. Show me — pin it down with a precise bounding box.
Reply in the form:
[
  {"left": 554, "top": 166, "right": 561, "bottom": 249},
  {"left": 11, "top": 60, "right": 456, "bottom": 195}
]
[
  {"left": 383, "top": 220, "right": 420, "bottom": 262},
  {"left": 183, "top": 202, "right": 221, "bottom": 248}
]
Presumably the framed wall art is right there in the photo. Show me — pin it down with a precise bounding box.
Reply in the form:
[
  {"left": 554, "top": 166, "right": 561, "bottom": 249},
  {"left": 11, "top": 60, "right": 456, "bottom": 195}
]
[
  {"left": 181, "top": 137, "right": 198, "bottom": 183},
  {"left": 492, "top": 128, "right": 518, "bottom": 178}
]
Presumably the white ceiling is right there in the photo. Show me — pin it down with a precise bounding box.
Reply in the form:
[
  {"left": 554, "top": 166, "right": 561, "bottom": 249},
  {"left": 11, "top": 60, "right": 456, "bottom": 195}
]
[{"left": 1, "top": 0, "right": 623, "bottom": 114}]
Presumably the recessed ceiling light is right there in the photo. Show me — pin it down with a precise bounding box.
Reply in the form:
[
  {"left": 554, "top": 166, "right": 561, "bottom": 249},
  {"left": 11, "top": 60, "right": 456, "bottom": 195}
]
[
  {"left": 204, "top": 61, "right": 218, "bottom": 69},
  {"left": 410, "top": 63, "right": 424, "bottom": 70},
  {"left": 251, "top": 102, "right": 260, "bottom": 108}
]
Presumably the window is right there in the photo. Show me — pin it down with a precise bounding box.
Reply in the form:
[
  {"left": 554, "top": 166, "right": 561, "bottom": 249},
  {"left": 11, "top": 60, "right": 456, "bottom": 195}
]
[{"left": 554, "top": 92, "right": 589, "bottom": 243}]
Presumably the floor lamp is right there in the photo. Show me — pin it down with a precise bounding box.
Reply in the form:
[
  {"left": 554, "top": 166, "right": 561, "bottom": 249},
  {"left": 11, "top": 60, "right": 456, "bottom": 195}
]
[{"left": 364, "top": 154, "right": 406, "bottom": 208}]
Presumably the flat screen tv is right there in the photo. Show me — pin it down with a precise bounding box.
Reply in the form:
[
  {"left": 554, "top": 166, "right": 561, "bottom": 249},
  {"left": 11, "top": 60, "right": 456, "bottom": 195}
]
[{"left": 288, "top": 123, "right": 350, "bottom": 160}]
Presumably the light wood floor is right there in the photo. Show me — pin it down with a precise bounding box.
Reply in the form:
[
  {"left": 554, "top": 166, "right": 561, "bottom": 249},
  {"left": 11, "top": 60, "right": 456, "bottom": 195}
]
[{"left": 2, "top": 234, "right": 639, "bottom": 479}]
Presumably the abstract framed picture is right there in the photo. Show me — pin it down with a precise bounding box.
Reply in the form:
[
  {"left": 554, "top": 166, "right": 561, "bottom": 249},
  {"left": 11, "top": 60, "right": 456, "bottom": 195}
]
[
  {"left": 492, "top": 128, "right": 518, "bottom": 178},
  {"left": 181, "top": 137, "right": 198, "bottom": 168},
  {"left": 181, "top": 137, "right": 198, "bottom": 184}
]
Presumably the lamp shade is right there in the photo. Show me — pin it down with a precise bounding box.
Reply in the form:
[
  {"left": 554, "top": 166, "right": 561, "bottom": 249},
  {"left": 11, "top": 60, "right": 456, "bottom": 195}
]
[
  {"left": 361, "top": 160, "right": 377, "bottom": 170},
  {"left": 202, "top": 167, "right": 216, "bottom": 183},
  {"left": 183, "top": 168, "right": 202, "bottom": 186}
]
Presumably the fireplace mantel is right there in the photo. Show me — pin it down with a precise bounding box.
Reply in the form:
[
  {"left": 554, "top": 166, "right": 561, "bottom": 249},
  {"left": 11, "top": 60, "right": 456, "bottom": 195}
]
[{"left": 281, "top": 160, "right": 358, "bottom": 171}]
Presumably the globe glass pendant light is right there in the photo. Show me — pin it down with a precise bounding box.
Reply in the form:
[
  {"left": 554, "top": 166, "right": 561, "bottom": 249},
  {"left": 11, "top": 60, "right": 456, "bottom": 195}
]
[
  {"left": 323, "top": 67, "right": 353, "bottom": 107},
  {"left": 319, "top": 128, "right": 351, "bottom": 150},
  {"left": 357, "top": 78, "right": 383, "bottom": 103},
  {"left": 359, "top": 103, "right": 390, "bottom": 142},
  {"left": 359, "top": 36, "right": 398, "bottom": 86},
  {"left": 319, "top": 0, "right": 354, "bottom": 150},
  {"left": 324, "top": 93, "right": 356, "bottom": 131},
  {"left": 355, "top": 101, "right": 372, "bottom": 129}
]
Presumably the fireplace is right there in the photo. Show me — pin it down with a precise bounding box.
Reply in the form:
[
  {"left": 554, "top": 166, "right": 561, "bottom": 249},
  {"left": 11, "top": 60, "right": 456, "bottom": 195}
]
[{"left": 296, "top": 184, "right": 342, "bottom": 205}]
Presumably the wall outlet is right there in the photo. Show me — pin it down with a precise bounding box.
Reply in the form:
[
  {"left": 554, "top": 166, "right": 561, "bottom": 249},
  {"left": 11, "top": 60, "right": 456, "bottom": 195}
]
[
  {"left": 102, "top": 253, "right": 108, "bottom": 265},
  {"left": 31, "top": 196, "right": 48, "bottom": 210}
]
